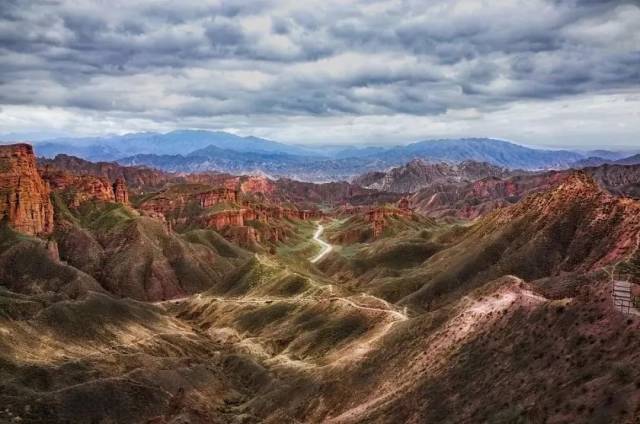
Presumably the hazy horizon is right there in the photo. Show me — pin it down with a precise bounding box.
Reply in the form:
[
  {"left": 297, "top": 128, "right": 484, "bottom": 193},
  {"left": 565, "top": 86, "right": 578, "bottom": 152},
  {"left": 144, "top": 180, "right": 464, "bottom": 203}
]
[{"left": 0, "top": 129, "right": 638, "bottom": 154}]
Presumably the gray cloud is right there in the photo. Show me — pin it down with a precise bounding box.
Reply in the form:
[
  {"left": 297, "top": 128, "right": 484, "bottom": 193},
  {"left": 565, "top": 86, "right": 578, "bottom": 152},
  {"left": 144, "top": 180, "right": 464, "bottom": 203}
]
[{"left": 0, "top": 0, "right": 638, "bottom": 146}]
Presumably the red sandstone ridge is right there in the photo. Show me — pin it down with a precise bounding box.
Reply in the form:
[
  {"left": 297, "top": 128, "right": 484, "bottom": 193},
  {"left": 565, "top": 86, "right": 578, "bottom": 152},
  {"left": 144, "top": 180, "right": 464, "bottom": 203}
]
[
  {"left": 42, "top": 169, "right": 116, "bottom": 206},
  {"left": 42, "top": 169, "right": 131, "bottom": 208},
  {"left": 474, "top": 172, "right": 640, "bottom": 272},
  {"left": 202, "top": 210, "right": 245, "bottom": 231},
  {"left": 138, "top": 185, "right": 239, "bottom": 219},
  {"left": 410, "top": 171, "right": 568, "bottom": 219},
  {"left": 39, "top": 154, "right": 182, "bottom": 192},
  {"left": 0, "top": 143, "right": 54, "bottom": 235}
]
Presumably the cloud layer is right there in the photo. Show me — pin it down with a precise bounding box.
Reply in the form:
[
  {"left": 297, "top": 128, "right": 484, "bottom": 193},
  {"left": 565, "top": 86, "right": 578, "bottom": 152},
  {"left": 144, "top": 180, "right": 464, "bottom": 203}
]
[{"left": 0, "top": 0, "right": 639, "bottom": 146}]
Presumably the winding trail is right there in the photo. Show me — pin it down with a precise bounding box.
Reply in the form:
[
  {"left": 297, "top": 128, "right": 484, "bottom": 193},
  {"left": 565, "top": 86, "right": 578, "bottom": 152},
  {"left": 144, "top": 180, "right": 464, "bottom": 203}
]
[
  {"left": 153, "top": 222, "right": 409, "bottom": 372},
  {"left": 310, "top": 223, "right": 333, "bottom": 263}
]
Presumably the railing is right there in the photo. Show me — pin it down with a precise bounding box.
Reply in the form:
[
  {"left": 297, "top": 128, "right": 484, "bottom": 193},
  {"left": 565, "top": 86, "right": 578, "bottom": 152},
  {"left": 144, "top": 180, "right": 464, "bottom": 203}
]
[{"left": 612, "top": 280, "right": 634, "bottom": 315}]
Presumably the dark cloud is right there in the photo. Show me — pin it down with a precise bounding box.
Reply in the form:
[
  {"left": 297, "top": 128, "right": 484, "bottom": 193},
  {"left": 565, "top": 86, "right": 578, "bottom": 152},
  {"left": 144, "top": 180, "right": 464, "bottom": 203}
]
[{"left": 0, "top": 0, "right": 638, "bottom": 125}]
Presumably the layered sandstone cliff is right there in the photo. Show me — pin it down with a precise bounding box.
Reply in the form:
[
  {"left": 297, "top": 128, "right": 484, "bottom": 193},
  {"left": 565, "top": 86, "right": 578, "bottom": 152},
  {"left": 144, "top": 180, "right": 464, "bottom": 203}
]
[
  {"left": 0, "top": 144, "right": 54, "bottom": 235},
  {"left": 42, "top": 169, "right": 116, "bottom": 206}
]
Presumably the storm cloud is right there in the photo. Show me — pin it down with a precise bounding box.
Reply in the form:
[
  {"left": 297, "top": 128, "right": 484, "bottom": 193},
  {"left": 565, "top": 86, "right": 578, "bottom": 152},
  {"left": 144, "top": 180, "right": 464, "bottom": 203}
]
[{"left": 0, "top": 0, "right": 639, "bottom": 147}]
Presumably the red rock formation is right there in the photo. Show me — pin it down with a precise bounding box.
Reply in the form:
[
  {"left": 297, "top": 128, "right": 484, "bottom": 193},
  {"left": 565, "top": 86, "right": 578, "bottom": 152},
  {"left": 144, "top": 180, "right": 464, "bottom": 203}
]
[
  {"left": 39, "top": 154, "right": 179, "bottom": 192},
  {"left": 113, "top": 178, "right": 129, "bottom": 205},
  {"left": 240, "top": 176, "right": 275, "bottom": 194},
  {"left": 299, "top": 210, "right": 311, "bottom": 220},
  {"left": 43, "top": 169, "right": 116, "bottom": 207},
  {"left": 365, "top": 209, "right": 385, "bottom": 222},
  {"left": 337, "top": 205, "right": 367, "bottom": 217},
  {"left": 270, "top": 207, "right": 284, "bottom": 219},
  {"left": 411, "top": 172, "right": 569, "bottom": 219},
  {"left": 46, "top": 239, "right": 60, "bottom": 262},
  {"left": 372, "top": 219, "right": 384, "bottom": 238},
  {"left": 481, "top": 172, "right": 640, "bottom": 271},
  {"left": 268, "top": 227, "right": 284, "bottom": 243},
  {"left": 365, "top": 206, "right": 411, "bottom": 238},
  {"left": 0, "top": 143, "right": 54, "bottom": 235},
  {"left": 202, "top": 210, "right": 245, "bottom": 231},
  {"left": 139, "top": 186, "right": 239, "bottom": 221},
  {"left": 199, "top": 188, "right": 238, "bottom": 207}
]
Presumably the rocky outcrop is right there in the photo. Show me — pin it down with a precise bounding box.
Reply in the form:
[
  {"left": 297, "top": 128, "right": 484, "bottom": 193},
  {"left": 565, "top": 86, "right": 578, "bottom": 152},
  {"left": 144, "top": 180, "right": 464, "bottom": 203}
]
[
  {"left": 365, "top": 206, "right": 412, "bottom": 238},
  {"left": 371, "top": 219, "right": 384, "bottom": 238},
  {"left": 240, "top": 176, "right": 275, "bottom": 194},
  {"left": 113, "top": 178, "right": 129, "bottom": 205},
  {"left": 0, "top": 143, "right": 54, "bottom": 235},
  {"left": 202, "top": 210, "right": 245, "bottom": 231},
  {"left": 584, "top": 163, "right": 640, "bottom": 199},
  {"left": 43, "top": 169, "right": 116, "bottom": 207},
  {"left": 46, "top": 239, "right": 60, "bottom": 262},
  {"left": 409, "top": 163, "right": 640, "bottom": 219},
  {"left": 199, "top": 188, "right": 237, "bottom": 208},
  {"left": 138, "top": 185, "right": 238, "bottom": 220}
]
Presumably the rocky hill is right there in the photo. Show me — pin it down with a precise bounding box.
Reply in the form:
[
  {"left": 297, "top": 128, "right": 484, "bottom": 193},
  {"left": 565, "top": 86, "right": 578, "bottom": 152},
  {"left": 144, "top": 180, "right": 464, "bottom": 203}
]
[
  {"left": 404, "top": 173, "right": 640, "bottom": 307},
  {"left": 410, "top": 171, "right": 568, "bottom": 218},
  {"left": 410, "top": 163, "right": 640, "bottom": 219},
  {"left": 354, "top": 159, "right": 514, "bottom": 193}
]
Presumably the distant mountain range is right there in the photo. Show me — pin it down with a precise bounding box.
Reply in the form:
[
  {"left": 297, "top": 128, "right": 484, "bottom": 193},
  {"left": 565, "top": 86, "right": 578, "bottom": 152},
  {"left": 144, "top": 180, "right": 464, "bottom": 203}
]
[
  {"left": 2, "top": 130, "right": 638, "bottom": 181},
  {"left": 573, "top": 154, "right": 640, "bottom": 168},
  {"left": 26, "top": 130, "right": 316, "bottom": 160}
]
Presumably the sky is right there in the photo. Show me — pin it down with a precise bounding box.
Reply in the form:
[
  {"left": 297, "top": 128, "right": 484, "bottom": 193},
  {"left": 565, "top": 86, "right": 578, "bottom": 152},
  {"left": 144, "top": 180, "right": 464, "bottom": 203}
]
[{"left": 0, "top": 0, "right": 639, "bottom": 148}]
